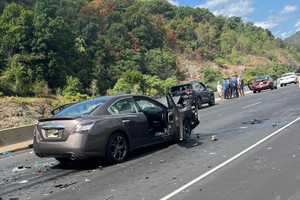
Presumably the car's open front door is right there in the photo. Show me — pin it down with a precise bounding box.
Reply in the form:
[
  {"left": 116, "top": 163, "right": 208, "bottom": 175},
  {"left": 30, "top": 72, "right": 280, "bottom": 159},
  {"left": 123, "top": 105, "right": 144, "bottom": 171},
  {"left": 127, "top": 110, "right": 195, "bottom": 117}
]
[{"left": 166, "top": 93, "right": 184, "bottom": 141}]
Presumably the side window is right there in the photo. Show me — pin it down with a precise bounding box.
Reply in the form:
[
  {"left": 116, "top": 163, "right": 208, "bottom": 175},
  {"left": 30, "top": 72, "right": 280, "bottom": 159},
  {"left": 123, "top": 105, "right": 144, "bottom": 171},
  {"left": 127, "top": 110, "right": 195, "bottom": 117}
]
[
  {"left": 135, "top": 99, "right": 162, "bottom": 112},
  {"left": 109, "top": 99, "right": 137, "bottom": 114},
  {"left": 199, "top": 82, "right": 205, "bottom": 90},
  {"left": 193, "top": 83, "right": 200, "bottom": 90}
]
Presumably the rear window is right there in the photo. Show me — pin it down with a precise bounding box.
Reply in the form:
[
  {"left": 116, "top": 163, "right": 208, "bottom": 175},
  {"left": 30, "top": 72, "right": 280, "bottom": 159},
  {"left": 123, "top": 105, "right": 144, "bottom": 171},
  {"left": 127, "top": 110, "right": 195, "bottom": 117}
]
[
  {"left": 170, "top": 84, "right": 192, "bottom": 96},
  {"left": 56, "top": 96, "right": 111, "bottom": 117}
]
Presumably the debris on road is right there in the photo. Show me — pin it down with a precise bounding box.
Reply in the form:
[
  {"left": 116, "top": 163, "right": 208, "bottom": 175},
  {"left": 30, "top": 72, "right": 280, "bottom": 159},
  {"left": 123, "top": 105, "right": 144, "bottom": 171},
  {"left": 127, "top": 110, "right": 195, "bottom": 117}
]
[
  {"left": 159, "top": 160, "right": 165, "bottom": 163},
  {"left": 8, "top": 197, "right": 19, "bottom": 200},
  {"left": 54, "top": 182, "right": 77, "bottom": 189},
  {"left": 104, "top": 195, "right": 114, "bottom": 200},
  {"left": 242, "top": 118, "right": 268, "bottom": 125},
  {"left": 211, "top": 135, "right": 218, "bottom": 141},
  {"left": 84, "top": 178, "right": 91, "bottom": 182},
  {"left": 12, "top": 166, "right": 31, "bottom": 173},
  {"left": 209, "top": 152, "right": 216, "bottom": 155},
  {"left": 18, "top": 180, "right": 28, "bottom": 184}
]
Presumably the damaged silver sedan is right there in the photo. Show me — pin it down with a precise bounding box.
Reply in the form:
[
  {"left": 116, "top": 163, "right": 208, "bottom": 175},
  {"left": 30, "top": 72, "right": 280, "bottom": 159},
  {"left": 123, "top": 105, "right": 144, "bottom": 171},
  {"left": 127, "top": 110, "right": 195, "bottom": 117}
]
[{"left": 33, "top": 94, "right": 199, "bottom": 164}]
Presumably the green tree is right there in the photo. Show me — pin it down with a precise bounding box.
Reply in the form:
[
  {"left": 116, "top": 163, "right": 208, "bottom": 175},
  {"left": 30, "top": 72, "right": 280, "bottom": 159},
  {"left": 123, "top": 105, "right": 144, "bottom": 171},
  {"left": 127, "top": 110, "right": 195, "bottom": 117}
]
[
  {"left": 62, "top": 76, "right": 83, "bottom": 97},
  {"left": 145, "top": 48, "right": 176, "bottom": 79}
]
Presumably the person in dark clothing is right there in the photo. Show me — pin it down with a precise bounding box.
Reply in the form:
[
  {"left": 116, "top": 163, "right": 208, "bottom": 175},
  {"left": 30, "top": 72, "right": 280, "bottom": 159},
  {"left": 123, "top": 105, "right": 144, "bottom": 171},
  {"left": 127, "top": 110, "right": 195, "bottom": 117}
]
[
  {"left": 238, "top": 76, "right": 245, "bottom": 96},
  {"left": 231, "top": 75, "right": 239, "bottom": 98},
  {"left": 223, "top": 78, "right": 230, "bottom": 99}
]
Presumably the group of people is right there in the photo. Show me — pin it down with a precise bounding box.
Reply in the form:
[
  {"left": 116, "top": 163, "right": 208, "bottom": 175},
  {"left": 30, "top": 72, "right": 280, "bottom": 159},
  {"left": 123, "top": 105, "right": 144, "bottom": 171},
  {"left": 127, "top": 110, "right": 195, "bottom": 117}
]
[{"left": 217, "top": 75, "right": 245, "bottom": 99}]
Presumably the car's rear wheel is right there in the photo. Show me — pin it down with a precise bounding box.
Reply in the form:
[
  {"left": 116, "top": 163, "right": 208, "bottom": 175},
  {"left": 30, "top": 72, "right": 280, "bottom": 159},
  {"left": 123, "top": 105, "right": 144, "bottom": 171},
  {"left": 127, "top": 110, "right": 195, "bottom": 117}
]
[
  {"left": 106, "top": 132, "right": 129, "bottom": 164},
  {"left": 253, "top": 90, "right": 257, "bottom": 93}
]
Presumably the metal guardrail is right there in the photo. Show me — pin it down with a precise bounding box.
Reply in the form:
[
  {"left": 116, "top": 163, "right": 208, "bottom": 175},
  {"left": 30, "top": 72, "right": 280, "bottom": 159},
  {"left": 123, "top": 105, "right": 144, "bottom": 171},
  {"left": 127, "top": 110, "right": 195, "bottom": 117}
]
[{"left": 0, "top": 125, "right": 35, "bottom": 148}]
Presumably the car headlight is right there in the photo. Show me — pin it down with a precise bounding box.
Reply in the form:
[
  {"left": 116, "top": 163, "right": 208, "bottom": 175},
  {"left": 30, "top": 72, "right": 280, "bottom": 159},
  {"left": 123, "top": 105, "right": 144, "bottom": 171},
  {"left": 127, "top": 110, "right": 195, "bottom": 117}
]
[{"left": 76, "top": 122, "right": 95, "bottom": 133}]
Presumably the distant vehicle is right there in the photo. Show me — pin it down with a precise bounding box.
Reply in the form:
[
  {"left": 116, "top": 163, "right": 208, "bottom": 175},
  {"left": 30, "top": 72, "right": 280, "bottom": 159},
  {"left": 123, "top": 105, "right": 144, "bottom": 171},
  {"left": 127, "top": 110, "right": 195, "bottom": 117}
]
[
  {"left": 34, "top": 94, "right": 199, "bottom": 164},
  {"left": 250, "top": 75, "right": 277, "bottom": 93},
  {"left": 278, "top": 72, "right": 298, "bottom": 87},
  {"left": 170, "top": 81, "right": 215, "bottom": 109}
]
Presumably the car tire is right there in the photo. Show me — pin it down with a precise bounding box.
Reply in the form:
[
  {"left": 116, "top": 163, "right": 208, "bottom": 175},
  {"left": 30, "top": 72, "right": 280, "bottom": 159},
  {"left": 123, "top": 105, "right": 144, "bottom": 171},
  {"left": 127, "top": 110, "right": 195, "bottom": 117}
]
[
  {"left": 253, "top": 90, "right": 257, "bottom": 93},
  {"left": 197, "top": 97, "right": 202, "bottom": 109},
  {"left": 183, "top": 120, "right": 192, "bottom": 140},
  {"left": 55, "top": 158, "right": 74, "bottom": 166},
  {"left": 208, "top": 95, "right": 215, "bottom": 106},
  {"left": 258, "top": 90, "right": 261, "bottom": 93},
  {"left": 105, "top": 132, "right": 129, "bottom": 164}
]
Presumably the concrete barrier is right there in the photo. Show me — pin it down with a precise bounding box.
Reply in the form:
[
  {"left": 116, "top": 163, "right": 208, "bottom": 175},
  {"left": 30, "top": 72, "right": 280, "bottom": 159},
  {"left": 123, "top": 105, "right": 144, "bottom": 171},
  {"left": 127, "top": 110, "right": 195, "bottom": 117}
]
[{"left": 0, "top": 125, "right": 35, "bottom": 152}]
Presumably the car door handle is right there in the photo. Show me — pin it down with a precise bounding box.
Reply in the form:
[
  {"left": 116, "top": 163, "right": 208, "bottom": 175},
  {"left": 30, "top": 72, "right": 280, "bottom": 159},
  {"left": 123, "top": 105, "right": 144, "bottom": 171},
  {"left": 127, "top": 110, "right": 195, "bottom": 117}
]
[{"left": 122, "top": 119, "right": 131, "bottom": 124}]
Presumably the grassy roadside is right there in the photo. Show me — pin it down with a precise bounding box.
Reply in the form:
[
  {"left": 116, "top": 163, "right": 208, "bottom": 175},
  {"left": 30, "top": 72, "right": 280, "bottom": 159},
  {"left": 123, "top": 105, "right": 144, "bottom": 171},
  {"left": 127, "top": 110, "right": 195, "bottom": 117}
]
[{"left": 0, "top": 96, "right": 75, "bottom": 129}]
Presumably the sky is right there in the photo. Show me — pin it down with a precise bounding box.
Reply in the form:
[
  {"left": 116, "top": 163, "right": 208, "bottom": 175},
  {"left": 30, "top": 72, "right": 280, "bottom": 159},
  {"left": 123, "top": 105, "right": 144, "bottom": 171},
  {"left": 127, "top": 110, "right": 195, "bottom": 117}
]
[{"left": 167, "top": 0, "right": 300, "bottom": 39}]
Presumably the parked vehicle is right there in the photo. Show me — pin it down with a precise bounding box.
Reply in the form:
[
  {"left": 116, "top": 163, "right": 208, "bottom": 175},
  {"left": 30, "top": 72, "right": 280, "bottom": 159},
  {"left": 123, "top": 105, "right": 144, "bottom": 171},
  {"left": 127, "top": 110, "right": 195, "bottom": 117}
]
[
  {"left": 278, "top": 72, "right": 298, "bottom": 87},
  {"left": 250, "top": 75, "right": 277, "bottom": 93},
  {"left": 33, "top": 94, "right": 199, "bottom": 164},
  {"left": 170, "top": 81, "right": 215, "bottom": 109}
]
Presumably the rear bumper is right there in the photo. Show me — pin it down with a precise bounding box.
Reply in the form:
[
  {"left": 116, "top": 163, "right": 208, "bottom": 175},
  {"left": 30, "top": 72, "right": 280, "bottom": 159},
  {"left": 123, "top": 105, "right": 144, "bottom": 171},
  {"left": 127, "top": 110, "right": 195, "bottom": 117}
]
[
  {"left": 252, "top": 84, "right": 271, "bottom": 90},
  {"left": 33, "top": 132, "right": 105, "bottom": 159}
]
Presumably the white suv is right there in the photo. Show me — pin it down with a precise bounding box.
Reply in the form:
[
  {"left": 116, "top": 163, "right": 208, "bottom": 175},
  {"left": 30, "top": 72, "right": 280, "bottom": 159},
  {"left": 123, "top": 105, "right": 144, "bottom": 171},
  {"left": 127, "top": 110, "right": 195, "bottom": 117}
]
[{"left": 279, "top": 72, "right": 298, "bottom": 87}]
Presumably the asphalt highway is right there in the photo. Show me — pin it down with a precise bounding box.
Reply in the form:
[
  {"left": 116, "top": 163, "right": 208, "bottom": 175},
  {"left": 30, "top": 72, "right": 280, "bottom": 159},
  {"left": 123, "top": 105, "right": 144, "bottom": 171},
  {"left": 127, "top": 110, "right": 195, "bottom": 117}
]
[{"left": 0, "top": 85, "right": 299, "bottom": 200}]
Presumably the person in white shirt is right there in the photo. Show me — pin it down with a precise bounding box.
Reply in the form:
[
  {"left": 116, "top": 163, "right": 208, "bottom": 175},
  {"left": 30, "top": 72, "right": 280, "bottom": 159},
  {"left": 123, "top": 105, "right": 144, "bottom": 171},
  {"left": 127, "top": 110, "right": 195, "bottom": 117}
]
[{"left": 217, "top": 81, "right": 223, "bottom": 100}]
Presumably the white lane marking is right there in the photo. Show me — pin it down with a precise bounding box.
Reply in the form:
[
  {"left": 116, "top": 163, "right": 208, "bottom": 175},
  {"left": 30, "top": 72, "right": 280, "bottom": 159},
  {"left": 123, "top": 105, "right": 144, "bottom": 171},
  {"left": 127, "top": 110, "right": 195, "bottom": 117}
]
[
  {"left": 242, "top": 101, "right": 262, "bottom": 109},
  {"left": 160, "top": 117, "right": 300, "bottom": 200}
]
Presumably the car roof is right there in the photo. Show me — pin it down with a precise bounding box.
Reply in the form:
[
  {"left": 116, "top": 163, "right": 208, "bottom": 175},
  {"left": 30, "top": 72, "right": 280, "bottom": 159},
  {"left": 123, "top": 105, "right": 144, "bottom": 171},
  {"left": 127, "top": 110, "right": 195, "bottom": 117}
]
[{"left": 282, "top": 72, "right": 295, "bottom": 76}]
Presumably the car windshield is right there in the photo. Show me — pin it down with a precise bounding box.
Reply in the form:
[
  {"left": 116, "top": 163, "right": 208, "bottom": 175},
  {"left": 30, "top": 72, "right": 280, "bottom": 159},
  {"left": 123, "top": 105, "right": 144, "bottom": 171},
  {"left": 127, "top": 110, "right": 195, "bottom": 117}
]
[
  {"left": 55, "top": 96, "right": 111, "bottom": 117},
  {"left": 255, "top": 76, "right": 268, "bottom": 81},
  {"left": 170, "top": 84, "right": 192, "bottom": 96}
]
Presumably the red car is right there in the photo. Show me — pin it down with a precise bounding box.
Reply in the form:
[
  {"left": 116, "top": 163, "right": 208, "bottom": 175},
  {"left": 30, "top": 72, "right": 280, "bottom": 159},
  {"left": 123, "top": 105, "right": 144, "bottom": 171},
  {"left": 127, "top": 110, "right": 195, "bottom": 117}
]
[{"left": 250, "top": 75, "right": 277, "bottom": 93}]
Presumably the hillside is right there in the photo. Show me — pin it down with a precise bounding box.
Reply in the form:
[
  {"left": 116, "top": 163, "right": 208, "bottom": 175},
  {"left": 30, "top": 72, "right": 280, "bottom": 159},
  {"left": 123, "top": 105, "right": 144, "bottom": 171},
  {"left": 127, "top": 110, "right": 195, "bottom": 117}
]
[
  {"left": 285, "top": 31, "right": 300, "bottom": 51},
  {"left": 0, "top": 0, "right": 299, "bottom": 99}
]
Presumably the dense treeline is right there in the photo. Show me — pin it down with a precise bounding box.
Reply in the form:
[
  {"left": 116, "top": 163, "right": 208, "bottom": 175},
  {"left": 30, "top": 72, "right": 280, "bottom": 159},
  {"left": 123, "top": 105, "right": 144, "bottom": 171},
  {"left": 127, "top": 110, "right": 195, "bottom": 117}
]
[{"left": 0, "top": 0, "right": 298, "bottom": 97}]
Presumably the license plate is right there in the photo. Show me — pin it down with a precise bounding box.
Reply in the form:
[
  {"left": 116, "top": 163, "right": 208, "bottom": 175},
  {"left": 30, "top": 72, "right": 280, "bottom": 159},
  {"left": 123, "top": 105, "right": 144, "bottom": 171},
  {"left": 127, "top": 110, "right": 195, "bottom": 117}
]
[{"left": 45, "top": 129, "right": 62, "bottom": 138}]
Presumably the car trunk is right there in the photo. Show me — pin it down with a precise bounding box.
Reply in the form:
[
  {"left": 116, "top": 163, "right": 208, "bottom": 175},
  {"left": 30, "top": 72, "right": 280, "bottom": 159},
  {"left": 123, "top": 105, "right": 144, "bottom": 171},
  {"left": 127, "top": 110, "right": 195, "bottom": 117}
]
[{"left": 36, "top": 117, "right": 79, "bottom": 142}]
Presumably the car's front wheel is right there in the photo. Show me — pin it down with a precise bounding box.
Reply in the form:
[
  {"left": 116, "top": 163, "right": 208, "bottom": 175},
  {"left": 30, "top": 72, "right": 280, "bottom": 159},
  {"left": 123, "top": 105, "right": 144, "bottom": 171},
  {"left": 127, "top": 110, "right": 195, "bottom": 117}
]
[
  {"left": 208, "top": 95, "right": 215, "bottom": 106},
  {"left": 183, "top": 120, "right": 192, "bottom": 140},
  {"left": 197, "top": 97, "right": 202, "bottom": 109},
  {"left": 106, "top": 132, "right": 129, "bottom": 164},
  {"left": 55, "top": 158, "right": 74, "bottom": 166}
]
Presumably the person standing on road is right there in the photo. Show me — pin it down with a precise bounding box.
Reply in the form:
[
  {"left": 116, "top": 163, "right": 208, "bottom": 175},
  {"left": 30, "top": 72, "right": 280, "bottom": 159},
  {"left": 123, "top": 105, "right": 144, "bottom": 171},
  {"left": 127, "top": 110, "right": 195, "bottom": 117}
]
[
  {"left": 238, "top": 76, "right": 245, "bottom": 96},
  {"left": 231, "top": 76, "right": 239, "bottom": 98},
  {"left": 217, "top": 81, "right": 223, "bottom": 100},
  {"left": 223, "top": 78, "right": 229, "bottom": 99}
]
